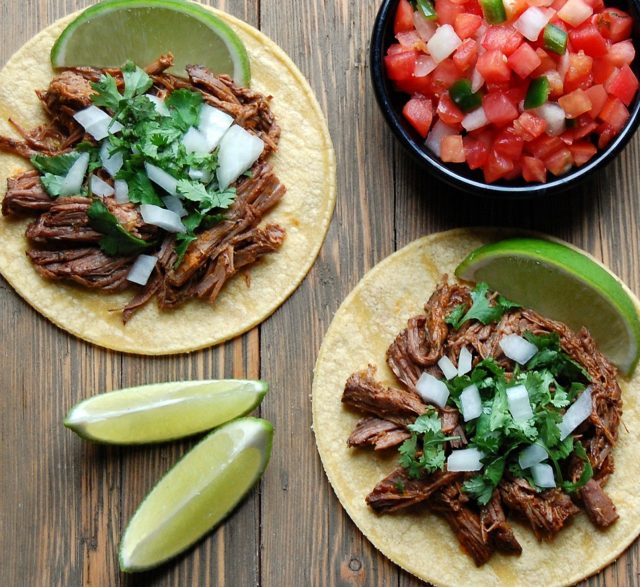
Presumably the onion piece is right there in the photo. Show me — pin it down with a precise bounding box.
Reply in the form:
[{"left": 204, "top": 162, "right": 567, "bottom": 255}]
[
  {"left": 140, "top": 204, "right": 185, "bottom": 233},
  {"left": 518, "top": 444, "right": 548, "bottom": 469},
  {"left": 114, "top": 179, "right": 129, "bottom": 204},
  {"left": 413, "top": 10, "right": 437, "bottom": 41},
  {"left": 438, "top": 355, "right": 458, "bottom": 380},
  {"left": 144, "top": 162, "right": 178, "bottom": 196},
  {"left": 188, "top": 167, "right": 213, "bottom": 183},
  {"left": 90, "top": 174, "right": 115, "bottom": 197},
  {"left": 531, "top": 463, "right": 556, "bottom": 488},
  {"left": 557, "top": 0, "right": 593, "bottom": 27},
  {"left": 73, "top": 105, "right": 123, "bottom": 141},
  {"left": 127, "top": 254, "right": 158, "bottom": 286},
  {"left": 415, "top": 372, "right": 450, "bottom": 408},
  {"left": 559, "top": 386, "right": 592, "bottom": 439},
  {"left": 534, "top": 102, "right": 566, "bottom": 136},
  {"left": 415, "top": 55, "right": 437, "bottom": 78},
  {"left": 447, "top": 448, "right": 485, "bottom": 472},
  {"left": 145, "top": 94, "right": 170, "bottom": 116},
  {"left": 458, "top": 347, "right": 473, "bottom": 376},
  {"left": 499, "top": 333, "right": 538, "bottom": 365},
  {"left": 471, "top": 67, "right": 485, "bottom": 93},
  {"left": 217, "top": 125, "right": 264, "bottom": 190},
  {"left": 461, "top": 107, "right": 489, "bottom": 132},
  {"left": 558, "top": 51, "right": 571, "bottom": 82},
  {"left": 460, "top": 384, "right": 482, "bottom": 422},
  {"left": 513, "top": 7, "right": 554, "bottom": 42},
  {"left": 506, "top": 384, "right": 534, "bottom": 421},
  {"left": 427, "top": 24, "right": 462, "bottom": 63},
  {"left": 59, "top": 152, "right": 90, "bottom": 196},
  {"left": 425, "top": 120, "right": 457, "bottom": 156},
  {"left": 181, "top": 127, "right": 211, "bottom": 155},
  {"left": 199, "top": 104, "right": 234, "bottom": 150},
  {"left": 99, "top": 141, "right": 124, "bottom": 177},
  {"left": 162, "top": 195, "right": 188, "bottom": 218}
]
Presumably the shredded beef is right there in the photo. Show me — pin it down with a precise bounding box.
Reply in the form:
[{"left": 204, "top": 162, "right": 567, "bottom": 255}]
[
  {"left": 579, "top": 479, "right": 619, "bottom": 528},
  {"left": 480, "top": 491, "right": 522, "bottom": 554},
  {"left": 347, "top": 417, "right": 410, "bottom": 451},
  {"left": 2, "top": 170, "right": 53, "bottom": 216}
]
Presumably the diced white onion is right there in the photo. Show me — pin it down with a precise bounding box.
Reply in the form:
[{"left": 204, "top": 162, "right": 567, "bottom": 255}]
[
  {"left": 127, "top": 254, "right": 158, "bottom": 286},
  {"left": 199, "top": 104, "right": 234, "bottom": 150},
  {"left": 427, "top": 24, "right": 462, "bottom": 63},
  {"left": 513, "top": 7, "right": 554, "bottom": 42},
  {"left": 506, "top": 384, "right": 534, "bottom": 422},
  {"left": 460, "top": 384, "right": 482, "bottom": 422},
  {"left": 73, "top": 105, "right": 123, "bottom": 141},
  {"left": 188, "top": 166, "right": 213, "bottom": 183},
  {"left": 461, "top": 107, "right": 489, "bottom": 132},
  {"left": 425, "top": 120, "right": 457, "bottom": 156},
  {"left": 181, "top": 127, "right": 212, "bottom": 155},
  {"left": 90, "top": 174, "right": 114, "bottom": 197},
  {"left": 518, "top": 444, "right": 548, "bottom": 469},
  {"left": 499, "top": 334, "right": 538, "bottom": 365},
  {"left": 59, "top": 152, "right": 90, "bottom": 196},
  {"left": 458, "top": 347, "right": 473, "bottom": 376},
  {"left": 438, "top": 356, "right": 458, "bottom": 380},
  {"left": 557, "top": 0, "right": 593, "bottom": 27},
  {"left": 415, "top": 372, "right": 450, "bottom": 408},
  {"left": 145, "top": 94, "right": 170, "bottom": 116},
  {"left": 447, "top": 448, "right": 485, "bottom": 472},
  {"left": 217, "top": 125, "right": 264, "bottom": 190},
  {"left": 162, "top": 195, "right": 187, "bottom": 218},
  {"left": 415, "top": 55, "right": 437, "bottom": 78},
  {"left": 140, "top": 203, "right": 185, "bottom": 233},
  {"left": 531, "top": 463, "right": 556, "bottom": 488},
  {"left": 114, "top": 179, "right": 129, "bottom": 204},
  {"left": 99, "top": 141, "right": 123, "bottom": 177},
  {"left": 144, "top": 162, "right": 178, "bottom": 196},
  {"left": 534, "top": 102, "right": 566, "bottom": 136},
  {"left": 413, "top": 10, "right": 437, "bottom": 41},
  {"left": 559, "top": 386, "right": 593, "bottom": 440},
  {"left": 558, "top": 51, "right": 571, "bottom": 82},
  {"left": 471, "top": 67, "right": 485, "bottom": 93}
]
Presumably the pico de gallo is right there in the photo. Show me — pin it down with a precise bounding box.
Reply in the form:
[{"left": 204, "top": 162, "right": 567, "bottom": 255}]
[{"left": 385, "top": 0, "right": 638, "bottom": 183}]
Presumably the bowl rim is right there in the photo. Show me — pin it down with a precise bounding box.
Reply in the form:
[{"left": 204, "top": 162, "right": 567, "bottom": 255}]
[{"left": 370, "top": 0, "right": 640, "bottom": 198}]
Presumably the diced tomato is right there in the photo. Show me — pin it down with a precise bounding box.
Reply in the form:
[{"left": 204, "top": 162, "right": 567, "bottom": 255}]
[
  {"left": 558, "top": 88, "right": 592, "bottom": 118},
  {"left": 526, "top": 134, "right": 565, "bottom": 158},
  {"left": 385, "top": 51, "right": 418, "bottom": 81},
  {"left": 453, "top": 38, "right": 479, "bottom": 71},
  {"left": 476, "top": 50, "right": 511, "bottom": 83},
  {"left": 568, "top": 22, "right": 608, "bottom": 58},
  {"left": 551, "top": 0, "right": 569, "bottom": 13},
  {"left": 591, "top": 58, "right": 617, "bottom": 84},
  {"left": 513, "top": 111, "right": 548, "bottom": 140},
  {"left": 545, "top": 147, "right": 573, "bottom": 176},
  {"left": 584, "top": 84, "right": 608, "bottom": 117},
  {"left": 594, "top": 8, "right": 633, "bottom": 43},
  {"left": 437, "top": 93, "right": 465, "bottom": 125},
  {"left": 454, "top": 13, "right": 483, "bottom": 39},
  {"left": 504, "top": 81, "right": 528, "bottom": 105},
  {"left": 522, "top": 156, "right": 547, "bottom": 182},
  {"left": 428, "top": 59, "right": 462, "bottom": 96},
  {"left": 483, "top": 149, "right": 514, "bottom": 182},
  {"left": 494, "top": 127, "right": 524, "bottom": 159},
  {"left": 584, "top": 0, "right": 604, "bottom": 11},
  {"left": 533, "top": 49, "right": 557, "bottom": 76},
  {"left": 402, "top": 96, "right": 434, "bottom": 138},
  {"left": 464, "top": 0, "right": 484, "bottom": 16},
  {"left": 606, "top": 40, "right": 635, "bottom": 67},
  {"left": 605, "top": 65, "right": 639, "bottom": 106},
  {"left": 564, "top": 51, "right": 593, "bottom": 92},
  {"left": 463, "top": 135, "right": 490, "bottom": 169},
  {"left": 508, "top": 43, "right": 542, "bottom": 79},
  {"left": 441, "top": 135, "right": 466, "bottom": 162},
  {"left": 569, "top": 141, "right": 598, "bottom": 165},
  {"left": 483, "top": 92, "right": 519, "bottom": 126},
  {"left": 394, "top": 0, "right": 415, "bottom": 34},
  {"left": 436, "top": 0, "right": 465, "bottom": 25},
  {"left": 387, "top": 43, "right": 414, "bottom": 55},
  {"left": 503, "top": 0, "right": 528, "bottom": 20},
  {"left": 393, "top": 74, "right": 432, "bottom": 94},
  {"left": 396, "top": 31, "right": 429, "bottom": 53},
  {"left": 597, "top": 122, "right": 617, "bottom": 148},
  {"left": 598, "top": 96, "right": 630, "bottom": 131},
  {"left": 546, "top": 70, "right": 565, "bottom": 97},
  {"left": 482, "top": 26, "right": 523, "bottom": 56}
]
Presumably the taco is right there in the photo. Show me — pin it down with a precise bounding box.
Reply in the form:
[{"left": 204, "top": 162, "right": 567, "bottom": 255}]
[
  {"left": 312, "top": 229, "right": 640, "bottom": 587},
  {"left": 0, "top": 8, "right": 335, "bottom": 354}
]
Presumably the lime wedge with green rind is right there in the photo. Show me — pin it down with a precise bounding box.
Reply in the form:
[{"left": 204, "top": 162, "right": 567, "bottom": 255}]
[
  {"left": 64, "top": 379, "right": 267, "bottom": 444},
  {"left": 119, "top": 417, "right": 273, "bottom": 572},
  {"left": 51, "top": 0, "right": 250, "bottom": 85},
  {"left": 455, "top": 238, "right": 640, "bottom": 376}
]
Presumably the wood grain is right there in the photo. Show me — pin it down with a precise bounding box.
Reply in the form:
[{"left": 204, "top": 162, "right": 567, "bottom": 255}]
[{"left": 1, "top": 1, "right": 639, "bottom": 586}]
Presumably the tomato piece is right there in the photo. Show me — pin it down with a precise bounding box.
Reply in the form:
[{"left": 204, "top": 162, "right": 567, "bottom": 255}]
[
  {"left": 441, "top": 135, "right": 466, "bottom": 162},
  {"left": 513, "top": 111, "right": 548, "bottom": 140},
  {"left": 597, "top": 122, "right": 617, "bottom": 148},
  {"left": 545, "top": 147, "right": 573, "bottom": 176},
  {"left": 429, "top": 59, "right": 462, "bottom": 97},
  {"left": 482, "top": 26, "right": 523, "bottom": 56},
  {"left": 606, "top": 40, "right": 635, "bottom": 67},
  {"left": 463, "top": 135, "right": 490, "bottom": 169},
  {"left": 533, "top": 48, "right": 557, "bottom": 76},
  {"left": 483, "top": 92, "right": 519, "bottom": 126},
  {"left": 584, "top": 0, "right": 604, "bottom": 11},
  {"left": 387, "top": 43, "right": 415, "bottom": 55},
  {"left": 503, "top": 0, "right": 528, "bottom": 20},
  {"left": 557, "top": 0, "right": 593, "bottom": 28},
  {"left": 493, "top": 127, "right": 524, "bottom": 159},
  {"left": 436, "top": 0, "right": 465, "bottom": 25},
  {"left": 385, "top": 51, "right": 418, "bottom": 81},
  {"left": 396, "top": 31, "right": 429, "bottom": 53},
  {"left": 402, "top": 96, "right": 434, "bottom": 138},
  {"left": 483, "top": 149, "right": 514, "bottom": 182},
  {"left": 476, "top": 50, "right": 511, "bottom": 83},
  {"left": 605, "top": 65, "right": 639, "bottom": 107},
  {"left": 454, "top": 13, "right": 483, "bottom": 39},
  {"left": 453, "top": 38, "right": 479, "bottom": 71},
  {"left": 558, "top": 88, "right": 592, "bottom": 118},
  {"left": 598, "top": 96, "right": 630, "bottom": 131},
  {"left": 568, "top": 22, "right": 608, "bottom": 58},
  {"left": 437, "top": 93, "right": 465, "bottom": 124},
  {"left": 594, "top": 8, "right": 633, "bottom": 43},
  {"left": 563, "top": 51, "right": 593, "bottom": 92},
  {"left": 507, "top": 43, "right": 543, "bottom": 79},
  {"left": 569, "top": 141, "right": 598, "bottom": 165},
  {"left": 522, "top": 156, "right": 547, "bottom": 182},
  {"left": 545, "top": 70, "right": 564, "bottom": 97},
  {"left": 394, "top": 0, "right": 416, "bottom": 34},
  {"left": 584, "top": 83, "right": 608, "bottom": 117},
  {"left": 526, "top": 134, "right": 565, "bottom": 158},
  {"left": 591, "top": 58, "right": 616, "bottom": 84},
  {"left": 504, "top": 81, "right": 528, "bottom": 105},
  {"left": 393, "top": 75, "right": 432, "bottom": 94}
]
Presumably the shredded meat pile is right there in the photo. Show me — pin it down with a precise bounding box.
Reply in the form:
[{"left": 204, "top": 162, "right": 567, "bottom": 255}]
[
  {"left": 342, "top": 279, "right": 622, "bottom": 566},
  {"left": 0, "top": 54, "right": 286, "bottom": 322}
]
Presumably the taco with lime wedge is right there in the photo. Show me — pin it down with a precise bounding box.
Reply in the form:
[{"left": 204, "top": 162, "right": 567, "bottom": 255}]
[
  {"left": 0, "top": 6, "right": 335, "bottom": 354},
  {"left": 312, "top": 229, "right": 640, "bottom": 587}
]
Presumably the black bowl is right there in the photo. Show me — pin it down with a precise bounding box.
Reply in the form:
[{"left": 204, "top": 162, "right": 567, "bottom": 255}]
[{"left": 370, "top": 0, "right": 640, "bottom": 197}]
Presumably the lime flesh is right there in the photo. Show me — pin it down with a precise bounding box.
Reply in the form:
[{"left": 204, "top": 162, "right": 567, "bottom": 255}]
[
  {"left": 51, "top": 0, "right": 250, "bottom": 85},
  {"left": 119, "top": 417, "right": 273, "bottom": 572},
  {"left": 64, "top": 379, "right": 267, "bottom": 443},
  {"left": 455, "top": 238, "right": 640, "bottom": 376}
]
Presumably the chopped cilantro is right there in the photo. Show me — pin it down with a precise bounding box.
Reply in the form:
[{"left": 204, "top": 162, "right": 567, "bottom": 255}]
[
  {"left": 116, "top": 166, "right": 163, "bottom": 206},
  {"left": 122, "top": 61, "right": 153, "bottom": 100},
  {"left": 165, "top": 89, "right": 203, "bottom": 130},
  {"left": 87, "top": 200, "right": 154, "bottom": 256},
  {"left": 462, "top": 455, "right": 505, "bottom": 505},
  {"left": 91, "top": 74, "right": 122, "bottom": 111},
  {"left": 31, "top": 152, "right": 81, "bottom": 176},
  {"left": 446, "top": 282, "right": 520, "bottom": 329}
]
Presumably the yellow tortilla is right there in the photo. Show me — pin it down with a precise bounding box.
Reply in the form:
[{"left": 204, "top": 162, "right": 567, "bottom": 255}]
[
  {"left": 312, "top": 228, "right": 640, "bottom": 587},
  {"left": 0, "top": 8, "right": 335, "bottom": 354}
]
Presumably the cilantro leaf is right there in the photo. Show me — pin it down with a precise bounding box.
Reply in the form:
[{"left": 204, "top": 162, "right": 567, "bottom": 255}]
[
  {"left": 177, "top": 179, "right": 237, "bottom": 213},
  {"left": 87, "top": 200, "right": 153, "bottom": 256},
  {"left": 91, "top": 73, "right": 122, "bottom": 111},
  {"left": 560, "top": 441, "right": 593, "bottom": 493},
  {"left": 39, "top": 173, "right": 67, "bottom": 197},
  {"left": 31, "top": 152, "right": 80, "bottom": 176},
  {"left": 166, "top": 89, "right": 203, "bottom": 130},
  {"left": 408, "top": 412, "right": 443, "bottom": 435},
  {"left": 447, "top": 282, "right": 520, "bottom": 329},
  {"left": 117, "top": 167, "right": 163, "bottom": 206},
  {"left": 445, "top": 304, "right": 465, "bottom": 328},
  {"left": 398, "top": 435, "right": 422, "bottom": 479},
  {"left": 122, "top": 61, "right": 153, "bottom": 99},
  {"left": 462, "top": 456, "right": 506, "bottom": 505}
]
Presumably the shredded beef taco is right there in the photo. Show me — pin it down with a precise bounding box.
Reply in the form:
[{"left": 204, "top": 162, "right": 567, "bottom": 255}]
[
  {"left": 0, "top": 8, "right": 335, "bottom": 354},
  {"left": 312, "top": 229, "right": 640, "bottom": 587}
]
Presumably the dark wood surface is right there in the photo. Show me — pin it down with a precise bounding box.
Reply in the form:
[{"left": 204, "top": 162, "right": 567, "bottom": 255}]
[{"left": 1, "top": 1, "right": 639, "bottom": 585}]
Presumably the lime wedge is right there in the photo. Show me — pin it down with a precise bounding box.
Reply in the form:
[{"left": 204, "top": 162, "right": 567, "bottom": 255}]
[
  {"left": 119, "top": 417, "right": 273, "bottom": 572},
  {"left": 64, "top": 379, "right": 267, "bottom": 444},
  {"left": 51, "top": 0, "right": 250, "bottom": 85},
  {"left": 455, "top": 238, "right": 640, "bottom": 376}
]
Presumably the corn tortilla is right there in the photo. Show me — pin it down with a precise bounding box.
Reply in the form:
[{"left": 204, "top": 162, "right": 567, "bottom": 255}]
[
  {"left": 312, "top": 228, "right": 640, "bottom": 587},
  {"left": 0, "top": 8, "right": 335, "bottom": 354}
]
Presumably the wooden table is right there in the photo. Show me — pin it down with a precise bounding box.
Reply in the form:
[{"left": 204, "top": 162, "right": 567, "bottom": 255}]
[{"left": 2, "top": 1, "right": 639, "bottom": 586}]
